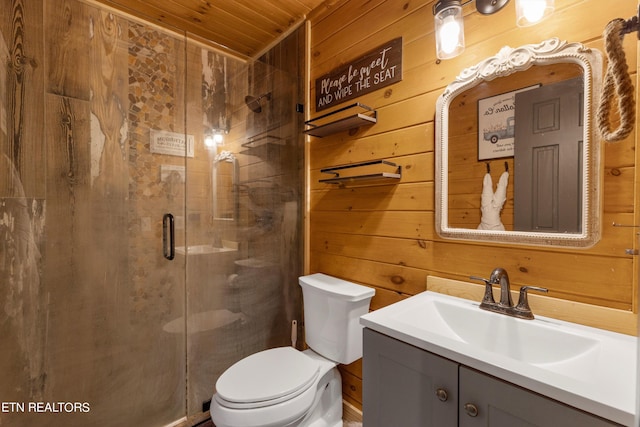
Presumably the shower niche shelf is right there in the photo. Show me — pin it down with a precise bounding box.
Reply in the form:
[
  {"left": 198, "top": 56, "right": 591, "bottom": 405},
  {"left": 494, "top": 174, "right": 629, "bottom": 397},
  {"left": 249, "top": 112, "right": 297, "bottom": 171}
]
[
  {"left": 304, "top": 103, "right": 377, "bottom": 138},
  {"left": 320, "top": 160, "right": 401, "bottom": 187}
]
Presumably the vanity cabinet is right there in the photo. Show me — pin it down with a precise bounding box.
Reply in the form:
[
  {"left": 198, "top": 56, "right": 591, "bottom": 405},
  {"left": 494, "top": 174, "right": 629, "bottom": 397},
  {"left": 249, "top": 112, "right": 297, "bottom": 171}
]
[
  {"left": 458, "top": 366, "right": 619, "bottom": 427},
  {"left": 362, "top": 327, "right": 458, "bottom": 426},
  {"left": 363, "top": 329, "right": 621, "bottom": 427}
]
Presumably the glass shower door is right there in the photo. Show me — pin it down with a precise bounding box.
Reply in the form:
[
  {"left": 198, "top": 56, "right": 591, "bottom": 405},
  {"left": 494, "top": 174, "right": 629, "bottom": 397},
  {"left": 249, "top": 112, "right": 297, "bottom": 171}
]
[{"left": 185, "top": 35, "right": 305, "bottom": 417}]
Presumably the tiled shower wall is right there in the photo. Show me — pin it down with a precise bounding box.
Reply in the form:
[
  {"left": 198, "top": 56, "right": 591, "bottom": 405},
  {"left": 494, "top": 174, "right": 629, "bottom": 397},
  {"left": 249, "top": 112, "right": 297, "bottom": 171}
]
[{"left": 0, "top": 0, "right": 304, "bottom": 425}]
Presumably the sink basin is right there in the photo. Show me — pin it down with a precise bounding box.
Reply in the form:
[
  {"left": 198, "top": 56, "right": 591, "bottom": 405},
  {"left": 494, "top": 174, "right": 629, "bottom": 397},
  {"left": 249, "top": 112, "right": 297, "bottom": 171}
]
[
  {"left": 398, "top": 296, "right": 598, "bottom": 365},
  {"left": 175, "top": 244, "right": 236, "bottom": 255},
  {"left": 360, "top": 290, "right": 636, "bottom": 426}
]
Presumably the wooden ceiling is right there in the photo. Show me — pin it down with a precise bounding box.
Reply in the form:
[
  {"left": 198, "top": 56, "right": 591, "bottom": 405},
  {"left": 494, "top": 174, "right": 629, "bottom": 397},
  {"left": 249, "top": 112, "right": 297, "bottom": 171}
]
[{"left": 94, "top": 0, "right": 329, "bottom": 58}]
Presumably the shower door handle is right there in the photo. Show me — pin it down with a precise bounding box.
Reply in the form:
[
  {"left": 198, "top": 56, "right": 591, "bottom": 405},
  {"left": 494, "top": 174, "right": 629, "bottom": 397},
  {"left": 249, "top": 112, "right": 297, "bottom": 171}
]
[{"left": 162, "top": 213, "right": 175, "bottom": 260}]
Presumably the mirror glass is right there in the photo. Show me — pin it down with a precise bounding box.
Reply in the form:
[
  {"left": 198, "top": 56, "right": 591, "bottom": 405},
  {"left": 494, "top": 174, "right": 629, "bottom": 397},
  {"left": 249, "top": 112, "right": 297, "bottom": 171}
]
[
  {"left": 213, "top": 151, "right": 238, "bottom": 220},
  {"left": 435, "top": 38, "right": 603, "bottom": 247}
]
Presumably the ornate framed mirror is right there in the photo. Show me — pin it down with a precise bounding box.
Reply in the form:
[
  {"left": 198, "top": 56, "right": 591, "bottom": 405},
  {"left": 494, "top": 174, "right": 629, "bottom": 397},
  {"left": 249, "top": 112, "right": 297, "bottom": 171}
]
[{"left": 435, "top": 38, "right": 603, "bottom": 247}]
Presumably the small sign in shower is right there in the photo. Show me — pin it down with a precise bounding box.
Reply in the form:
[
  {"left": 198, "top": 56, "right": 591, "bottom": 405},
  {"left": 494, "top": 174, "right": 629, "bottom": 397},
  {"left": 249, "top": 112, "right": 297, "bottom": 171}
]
[{"left": 150, "top": 129, "right": 195, "bottom": 158}]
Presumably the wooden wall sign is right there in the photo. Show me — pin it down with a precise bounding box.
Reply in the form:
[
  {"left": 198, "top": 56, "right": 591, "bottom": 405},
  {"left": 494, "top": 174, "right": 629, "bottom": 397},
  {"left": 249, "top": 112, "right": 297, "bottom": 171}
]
[{"left": 315, "top": 37, "right": 402, "bottom": 111}]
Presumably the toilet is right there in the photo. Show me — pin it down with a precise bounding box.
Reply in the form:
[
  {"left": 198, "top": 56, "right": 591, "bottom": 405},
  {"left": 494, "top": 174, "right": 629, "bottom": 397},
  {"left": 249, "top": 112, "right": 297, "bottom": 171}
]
[{"left": 210, "top": 273, "right": 375, "bottom": 427}]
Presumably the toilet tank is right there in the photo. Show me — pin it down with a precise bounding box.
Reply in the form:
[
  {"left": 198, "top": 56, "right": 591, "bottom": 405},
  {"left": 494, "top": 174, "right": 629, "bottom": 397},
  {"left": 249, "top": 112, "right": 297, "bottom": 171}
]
[{"left": 299, "top": 273, "right": 375, "bottom": 365}]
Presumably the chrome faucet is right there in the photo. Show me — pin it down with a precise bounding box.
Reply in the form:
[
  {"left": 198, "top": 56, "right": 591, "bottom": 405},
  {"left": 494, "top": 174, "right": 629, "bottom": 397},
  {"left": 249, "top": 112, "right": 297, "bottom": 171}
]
[{"left": 471, "top": 267, "right": 548, "bottom": 320}]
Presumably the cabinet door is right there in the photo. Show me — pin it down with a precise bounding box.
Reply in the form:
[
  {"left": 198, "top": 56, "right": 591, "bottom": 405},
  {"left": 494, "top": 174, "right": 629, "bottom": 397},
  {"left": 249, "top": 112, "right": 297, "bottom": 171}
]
[
  {"left": 459, "top": 367, "right": 621, "bottom": 427},
  {"left": 363, "top": 329, "right": 458, "bottom": 427}
]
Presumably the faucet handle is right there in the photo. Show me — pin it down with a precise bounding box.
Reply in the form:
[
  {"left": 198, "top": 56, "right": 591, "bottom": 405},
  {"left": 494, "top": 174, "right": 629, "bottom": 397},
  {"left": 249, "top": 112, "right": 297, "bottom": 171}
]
[
  {"left": 470, "top": 276, "right": 496, "bottom": 306},
  {"left": 515, "top": 286, "right": 549, "bottom": 318}
]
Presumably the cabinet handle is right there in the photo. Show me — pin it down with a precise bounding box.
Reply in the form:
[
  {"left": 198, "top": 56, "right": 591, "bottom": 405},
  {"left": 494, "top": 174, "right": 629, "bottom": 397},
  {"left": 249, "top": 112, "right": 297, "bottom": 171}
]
[
  {"left": 435, "top": 388, "right": 448, "bottom": 402},
  {"left": 464, "top": 403, "right": 479, "bottom": 417}
]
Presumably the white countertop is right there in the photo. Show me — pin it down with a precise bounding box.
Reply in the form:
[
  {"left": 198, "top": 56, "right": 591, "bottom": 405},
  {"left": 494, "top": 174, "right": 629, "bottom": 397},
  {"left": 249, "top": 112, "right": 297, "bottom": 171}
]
[{"left": 360, "top": 291, "right": 637, "bottom": 426}]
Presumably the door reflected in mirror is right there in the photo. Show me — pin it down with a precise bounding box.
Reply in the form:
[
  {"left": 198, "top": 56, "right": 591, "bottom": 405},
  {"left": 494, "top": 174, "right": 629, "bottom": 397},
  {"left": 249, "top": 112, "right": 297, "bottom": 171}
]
[{"left": 436, "top": 38, "right": 602, "bottom": 247}]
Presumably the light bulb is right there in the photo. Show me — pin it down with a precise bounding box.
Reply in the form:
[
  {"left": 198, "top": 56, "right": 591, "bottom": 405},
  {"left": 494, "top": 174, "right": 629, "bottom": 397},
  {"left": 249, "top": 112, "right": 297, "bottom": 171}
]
[
  {"left": 440, "top": 15, "right": 461, "bottom": 54},
  {"left": 523, "top": 0, "right": 544, "bottom": 22},
  {"left": 205, "top": 130, "right": 225, "bottom": 148},
  {"left": 516, "top": 0, "right": 554, "bottom": 27}
]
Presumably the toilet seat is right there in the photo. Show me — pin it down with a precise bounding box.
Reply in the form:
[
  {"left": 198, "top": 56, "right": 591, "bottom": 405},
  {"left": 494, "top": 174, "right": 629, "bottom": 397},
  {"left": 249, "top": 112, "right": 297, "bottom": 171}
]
[{"left": 215, "top": 347, "right": 320, "bottom": 409}]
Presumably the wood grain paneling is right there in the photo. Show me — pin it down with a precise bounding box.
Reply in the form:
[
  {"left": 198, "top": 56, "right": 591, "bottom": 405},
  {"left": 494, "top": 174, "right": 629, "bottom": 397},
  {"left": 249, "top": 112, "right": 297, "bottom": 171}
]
[
  {"left": 46, "top": 0, "right": 92, "bottom": 99},
  {"left": 308, "top": 0, "right": 639, "bottom": 410},
  {"left": 2, "top": 0, "right": 45, "bottom": 198}
]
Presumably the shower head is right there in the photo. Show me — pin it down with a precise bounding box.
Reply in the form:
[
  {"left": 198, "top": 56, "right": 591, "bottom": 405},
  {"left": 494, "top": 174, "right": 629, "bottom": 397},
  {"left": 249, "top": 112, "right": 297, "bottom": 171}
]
[{"left": 244, "top": 92, "right": 271, "bottom": 113}]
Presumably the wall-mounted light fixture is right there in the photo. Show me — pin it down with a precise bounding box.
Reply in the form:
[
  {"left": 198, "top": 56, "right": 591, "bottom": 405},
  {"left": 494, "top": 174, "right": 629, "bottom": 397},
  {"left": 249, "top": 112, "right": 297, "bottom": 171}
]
[
  {"left": 204, "top": 128, "right": 228, "bottom": 148},
  {"left": 433, "top": 0, "right": 465, "bottom": 60},
  {"left": 433, "top": 0, "right": 554, "bottom": 60}
]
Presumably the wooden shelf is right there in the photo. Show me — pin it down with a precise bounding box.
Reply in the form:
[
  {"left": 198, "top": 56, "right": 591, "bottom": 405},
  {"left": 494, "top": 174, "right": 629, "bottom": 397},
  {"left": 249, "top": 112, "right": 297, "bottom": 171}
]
[
  {"left": 304, "top": 103, "right": 377, "bottom": 138},
  {"left": 320, "top": 160, "right": 401, "bottom": 186}
]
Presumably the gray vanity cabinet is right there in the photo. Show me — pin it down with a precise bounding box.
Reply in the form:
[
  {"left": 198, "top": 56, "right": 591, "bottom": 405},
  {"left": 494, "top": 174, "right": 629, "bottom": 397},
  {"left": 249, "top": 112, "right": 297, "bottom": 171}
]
[
  {"left": 363, "top": 329, "right": 620, "bottom": 427},
  {"left": 362, "top": 328, "right": 458, "bottom": 426}
]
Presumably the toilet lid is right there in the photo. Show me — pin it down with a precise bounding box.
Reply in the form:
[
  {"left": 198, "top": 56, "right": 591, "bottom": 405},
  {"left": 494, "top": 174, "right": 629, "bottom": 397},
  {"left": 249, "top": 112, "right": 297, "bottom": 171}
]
[{"left": 216, "top": 347, "right": 320, "bottom": 405}]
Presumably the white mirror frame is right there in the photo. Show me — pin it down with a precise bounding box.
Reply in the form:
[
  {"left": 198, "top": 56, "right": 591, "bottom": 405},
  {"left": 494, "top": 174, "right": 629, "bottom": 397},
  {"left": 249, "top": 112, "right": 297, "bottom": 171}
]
[{"left": 435, "top": 38, "right": 603, "bottom": 247}]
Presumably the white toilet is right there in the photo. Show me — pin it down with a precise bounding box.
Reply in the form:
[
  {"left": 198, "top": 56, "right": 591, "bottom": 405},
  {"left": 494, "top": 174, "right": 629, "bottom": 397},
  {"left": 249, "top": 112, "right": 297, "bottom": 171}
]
[{"left": 210, "top": 273, "right": 375, "bottom": 427}]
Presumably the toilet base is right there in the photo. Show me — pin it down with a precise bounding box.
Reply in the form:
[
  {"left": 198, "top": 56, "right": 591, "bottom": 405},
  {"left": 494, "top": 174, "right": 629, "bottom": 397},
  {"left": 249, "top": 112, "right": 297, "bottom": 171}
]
[{"left": 297, "top": 357, "right": 342, "bottom": 427}]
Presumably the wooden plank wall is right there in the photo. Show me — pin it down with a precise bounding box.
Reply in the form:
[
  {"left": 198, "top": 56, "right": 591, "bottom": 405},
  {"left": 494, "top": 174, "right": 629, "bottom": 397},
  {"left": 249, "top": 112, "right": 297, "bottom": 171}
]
[{"left": 307, "top": 0, "right": 639, "bottom": 410}]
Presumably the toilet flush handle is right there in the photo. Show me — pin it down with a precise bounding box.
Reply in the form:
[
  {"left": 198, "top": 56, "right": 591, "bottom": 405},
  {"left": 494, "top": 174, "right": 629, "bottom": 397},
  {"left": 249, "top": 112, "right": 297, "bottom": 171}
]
[{"left": 291, "top": 320, "right": 298, "bottom": 348}]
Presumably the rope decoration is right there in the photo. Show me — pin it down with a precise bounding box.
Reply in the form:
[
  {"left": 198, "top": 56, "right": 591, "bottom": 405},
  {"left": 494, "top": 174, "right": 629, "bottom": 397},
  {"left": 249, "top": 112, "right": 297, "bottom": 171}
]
[{"left": 596, "top": 19, "right": 636, "bottom": 143}]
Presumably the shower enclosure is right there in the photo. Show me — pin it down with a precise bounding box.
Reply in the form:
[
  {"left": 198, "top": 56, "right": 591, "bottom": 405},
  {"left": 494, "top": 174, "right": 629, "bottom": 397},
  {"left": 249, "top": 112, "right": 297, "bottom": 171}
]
[{"left": 0, "top": 0, "right": 304, "bottom": 425}]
